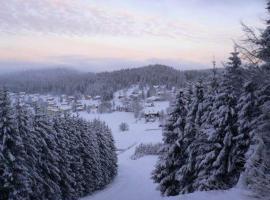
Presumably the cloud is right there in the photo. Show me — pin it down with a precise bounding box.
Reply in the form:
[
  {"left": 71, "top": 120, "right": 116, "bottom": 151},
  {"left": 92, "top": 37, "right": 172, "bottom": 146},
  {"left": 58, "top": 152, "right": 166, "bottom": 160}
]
[
  {"left": 0, "top": 0, "right": 158, "bottom": 36},
  {"left": 0, "top": 0, "right": 229, "bottom": 42}
]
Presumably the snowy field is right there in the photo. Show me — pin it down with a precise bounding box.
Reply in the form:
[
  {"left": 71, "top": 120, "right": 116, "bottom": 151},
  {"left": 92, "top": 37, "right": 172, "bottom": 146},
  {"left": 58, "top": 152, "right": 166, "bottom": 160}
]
[{"left": 79, "top": 111, "right": 252, "bottom": 200}]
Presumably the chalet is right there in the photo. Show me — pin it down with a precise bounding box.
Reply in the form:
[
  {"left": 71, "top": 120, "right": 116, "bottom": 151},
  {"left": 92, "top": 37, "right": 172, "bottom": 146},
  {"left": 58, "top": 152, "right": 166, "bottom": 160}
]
[
  {"left": 67, "top": 96, "right": 75, "bottom": 102},
  {"left": 47, "top": 97, "right": 55, "bottom": 102},
  {"left": 144, "top": 109, "right": 160, "bottom": 122},
  {"left": 145, "top": 102, "right": 154, "bottom": 107},
  {"left": 75, "top": 103, "right": 85, "bottom": 112},
  {"left": 146, "top": 96, "right": 161, "bottom": 102},
  {"left": 131, "top": 89, "right": 140, "bottom": 95},
  {"left": 84, "top": 95, "right": 92, "bottom": 100},
  {"left": 59, "top": 105, "right": 72, "bottom": 113},
  {"left": 76, "top": 106, "right": 85, "bottom": 112},
  {"left": 93, "top": 95, "right": 101, "bottom": 100}
]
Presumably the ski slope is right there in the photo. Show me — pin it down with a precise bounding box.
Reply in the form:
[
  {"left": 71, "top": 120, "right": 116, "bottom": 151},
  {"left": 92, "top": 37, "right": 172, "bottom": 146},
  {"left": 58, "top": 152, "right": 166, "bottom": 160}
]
[{"left": 80, "top": 112, "right": 252, "bottom": 200}]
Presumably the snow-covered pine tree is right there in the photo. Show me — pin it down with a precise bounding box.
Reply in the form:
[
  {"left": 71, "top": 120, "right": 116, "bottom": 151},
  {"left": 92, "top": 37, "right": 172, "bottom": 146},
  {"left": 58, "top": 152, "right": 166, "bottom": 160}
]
[
  {"left": 243, "top": 83, "right": 270, "bottom": 199},
  {"left": 199, "top": 91, "right": 238, "bottom": 190},
  {"left": 0, "top": 89, "right": 31, "bottom": 200},
  {"left": 241, "top": 1, "right": 270, "bottom": 195},
  {"left": 90, "top": 119, "right": 117, "bottom": 188},
  {"left": 57, "top": 115, "right": 84, "bottom": 197},
  {"left": 152, "top": 90, "right": 188, "bottom": 196},
  {"left": 76, "top": 118, "right": 102, "bottom": 195},
  {"left": 32, "top": 106, "right": 62, "bottom": 200},
  {"left": 52, "top": 114, "right": 76, "bottom": 200},
  {"left": 15, "top": 98, "right": 41, "bottom": 200},
  {"left": 175, "top": 81, "right": 204, "bottom": 194},
  {"left": 192, "top": 66, "right": 220, "bottom": 191},
  {"left": 223, "top": 47, "right": 244, "bottom": 96},
  {"left": 235, "top": 81, "right": 259, "bottom": 184},
  {"left": 257, "top": 0, "right": 270, "bottom": 63},
  {"left": 194, "top": 51, "right": 243, "bottom": 191},
  {"left": 184, "top": 82, "right": 194, "bottom": 106}
]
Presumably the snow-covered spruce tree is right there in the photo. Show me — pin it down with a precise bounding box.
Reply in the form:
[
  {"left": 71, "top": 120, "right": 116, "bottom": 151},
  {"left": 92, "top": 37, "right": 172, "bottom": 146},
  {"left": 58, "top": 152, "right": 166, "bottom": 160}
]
[
  {"left": 223, "top": 47, "right": 244, "bottom": 97},
  {"left": 32, "top": 106, "right": 62, "bottom": 200},
  {"left": 152, "top": 90, "right": 188, "bottom": 196},
  {"left": 90, "top": 119, "right": 117, "bottom": 188},
  {"left": 257, "top": 0, "right": 270, "bottom": 63},
  {"left": 76, "top": 118, "right": 102, "bottom": 195},
  {"left": 52, "top": 114, "right": 76, "bottom": 200},
  {"left": 0, "top": 89, "right": 31, "bottom": 200},
  {"left": 243, "top": 83, "right": 270, "bottom": 199},
  {"left": 66, "top": 115, "right": 93, "bottom": 197},
  {"left": 241, "top": 1, "right": 270, "bottom": 195},
  {"left": 192, "top": 69, "right": 220, "bottom": 191},
  {"left": 184, "top": 82, "right": 194, "bottom": 106},
  {"left": 175, "top": 82, "right": 204, "bottom": 194},
  {"left": 235, "top": 81, "right": 260, "bottom": 184},
  {"left": 15, "top": 98, "right": 42, "bottom": 200},
  {"left": 194, "top": 51, "right": 244, "bottom": 191}
]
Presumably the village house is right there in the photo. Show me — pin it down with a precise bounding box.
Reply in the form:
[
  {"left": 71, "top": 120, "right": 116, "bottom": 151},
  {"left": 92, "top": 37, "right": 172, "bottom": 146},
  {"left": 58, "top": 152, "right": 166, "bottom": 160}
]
[
  {"left": 93, "top": 95, "right": 101, "bottom": 100},
  {"left": 144, "top": 109, "right": 160, "bottom": 122},
  {"left": 84, "top": 95, "right": 92, "bottom": 100}
]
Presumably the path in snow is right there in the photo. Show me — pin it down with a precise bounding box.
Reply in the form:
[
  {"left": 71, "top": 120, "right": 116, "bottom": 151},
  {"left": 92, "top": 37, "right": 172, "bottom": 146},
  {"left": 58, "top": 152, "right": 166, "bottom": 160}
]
[{"left": 80, "top": 112, "right": 251, "bottom": 200}]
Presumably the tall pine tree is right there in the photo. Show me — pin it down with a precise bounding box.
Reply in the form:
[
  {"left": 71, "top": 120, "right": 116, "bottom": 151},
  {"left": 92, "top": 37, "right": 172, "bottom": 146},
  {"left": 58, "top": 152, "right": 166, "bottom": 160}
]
[
  {"left": 152, "top": 90, "right": 188, "bottom": 196},
  {"left": 175, "top": 82, "right": 204, "bottom": 194},
  {"left": 32, "top": 107, "right": 62, "bottom": 200},
  {"left": 243, "top": 83, "right": 270, "bottom": 199},
  {"left": 0, "top": 89, "right": 31, "bottom": 200}
]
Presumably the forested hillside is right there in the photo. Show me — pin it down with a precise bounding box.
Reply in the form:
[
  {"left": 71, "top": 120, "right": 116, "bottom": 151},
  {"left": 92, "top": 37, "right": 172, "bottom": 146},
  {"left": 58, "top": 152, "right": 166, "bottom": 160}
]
[{"left": 0, "top": 65, "right": 213, "bottom": 100}]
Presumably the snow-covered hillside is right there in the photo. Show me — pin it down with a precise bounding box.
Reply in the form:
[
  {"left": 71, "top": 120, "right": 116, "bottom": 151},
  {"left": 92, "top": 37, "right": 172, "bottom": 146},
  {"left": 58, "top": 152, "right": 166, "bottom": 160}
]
[{"left": 79, "top": 112, "right": 252, "bottom": 200}]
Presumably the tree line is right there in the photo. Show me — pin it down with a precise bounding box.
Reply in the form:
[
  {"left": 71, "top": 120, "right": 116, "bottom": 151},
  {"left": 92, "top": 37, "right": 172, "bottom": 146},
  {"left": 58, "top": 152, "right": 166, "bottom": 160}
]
[
  {"left": 0, "top": 89, "right": 117, "bottom": 200},
  {"left": 0, "top": 65, "right": 213, "bottom": 101}
]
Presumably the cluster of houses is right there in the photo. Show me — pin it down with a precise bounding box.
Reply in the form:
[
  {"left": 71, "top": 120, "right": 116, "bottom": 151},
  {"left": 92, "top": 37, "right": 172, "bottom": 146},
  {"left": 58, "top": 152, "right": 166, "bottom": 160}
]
[
  {"left": 48, "top": 95, "right": 102, "bottom": 115},
  {"left": 8, "top": 85, "right": 175, "bottom": 122},
  {"left": 11, "top": 92, "right": 102, "bottom": 115},
  {"left": 114, "top": 85, "right": 174, "bottom": 122}
]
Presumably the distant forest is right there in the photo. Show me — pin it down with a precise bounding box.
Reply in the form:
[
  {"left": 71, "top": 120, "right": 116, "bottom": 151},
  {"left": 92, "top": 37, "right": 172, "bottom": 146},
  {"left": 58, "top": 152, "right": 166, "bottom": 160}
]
[{"left": 0, "top": 65, "right": 214, "bottom": 100}]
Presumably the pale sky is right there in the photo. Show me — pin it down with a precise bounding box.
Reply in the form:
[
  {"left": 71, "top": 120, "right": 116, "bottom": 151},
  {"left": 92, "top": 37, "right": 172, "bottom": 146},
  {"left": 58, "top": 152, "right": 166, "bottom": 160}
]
[{"left": 0, "top": 0, "right": 267, "bottom": 72}]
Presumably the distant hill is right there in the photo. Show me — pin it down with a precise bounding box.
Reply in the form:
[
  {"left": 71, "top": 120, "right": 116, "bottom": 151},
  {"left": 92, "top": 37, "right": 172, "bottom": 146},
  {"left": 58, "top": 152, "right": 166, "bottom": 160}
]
[{"left": 0, "top": 65, "right": 214, "bottom": 100}]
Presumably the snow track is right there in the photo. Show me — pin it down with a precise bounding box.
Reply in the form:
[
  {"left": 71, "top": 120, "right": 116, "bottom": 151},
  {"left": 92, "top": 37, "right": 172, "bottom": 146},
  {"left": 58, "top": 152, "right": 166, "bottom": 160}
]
[{"left": 80, "top": 111, "right": 252, "bottom": 200}]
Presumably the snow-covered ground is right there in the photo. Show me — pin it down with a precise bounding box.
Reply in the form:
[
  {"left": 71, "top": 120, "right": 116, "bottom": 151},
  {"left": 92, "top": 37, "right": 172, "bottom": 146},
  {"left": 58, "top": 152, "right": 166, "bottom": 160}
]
[{"left": 80, "top": 111, "right": 252, "bottom": 200}]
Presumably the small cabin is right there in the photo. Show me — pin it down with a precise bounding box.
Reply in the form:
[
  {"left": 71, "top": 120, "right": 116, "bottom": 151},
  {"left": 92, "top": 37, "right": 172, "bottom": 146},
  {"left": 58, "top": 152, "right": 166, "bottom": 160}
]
[
  {"left": 146, "top": 96, "right": 161, "bottom": 102},
  {"left": 144, "top": 109, "right": 160, "bottom": 122},
  {"left": 93, "top": 95, "right": 101, "bottom": 100},
  {"left": 84, "top": 95, "right": 92, "bottom": 100}
]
